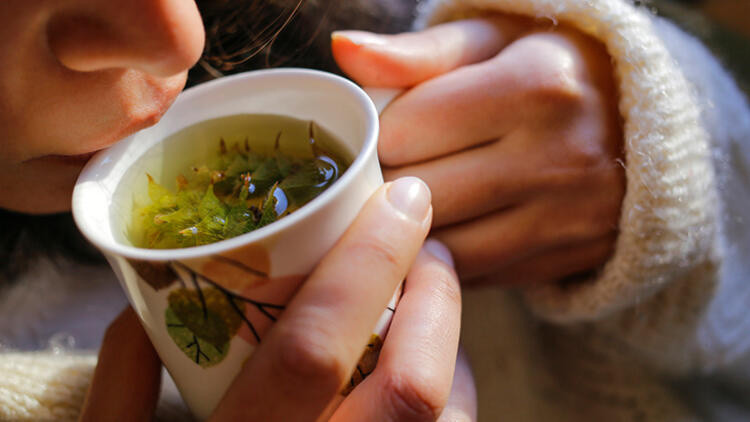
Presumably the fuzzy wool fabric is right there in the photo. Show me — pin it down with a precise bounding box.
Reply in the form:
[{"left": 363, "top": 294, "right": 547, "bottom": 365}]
[
  {"left": 417, "top": 0, "right": 750, "bottom": 420},
  {"left": 0, "top": 353, "right": 95, "bottom": 421},
  {"left": 0, "top": 258, "right": 191, "bottom": 421}
]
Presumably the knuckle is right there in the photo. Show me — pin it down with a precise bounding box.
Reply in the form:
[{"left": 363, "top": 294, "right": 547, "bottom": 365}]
[
  {"left": 383, "top": 371, "right": 445, "bottom": 422},
  {"left": 561, "top": 135, "right": 610, "bottom": 170},
  {"left": 509, "top": 35, "right": 587, "bottom": 117},
  {"left": 553, "top": 118, "right": 621, "bottom": 172},
  {"left": 272, "top": 324, "right": 348, "bottom": 391},
  {"left": 528, "top": 66, "right": 584, "bottom": 109}
]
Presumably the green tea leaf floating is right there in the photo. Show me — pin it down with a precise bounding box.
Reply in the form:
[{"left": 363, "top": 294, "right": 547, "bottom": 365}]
[
  {"left": 198, "top": 185, "right": 225, "bottom": 220},
  {"left": 129, "top": 117, "right": 351, "bottom": 249},
  {"left": 147, "top": 174, "right": 176, "bottom": 208},
  {"left": 258, "top": 184, "right": 280, "bottom": 228}
]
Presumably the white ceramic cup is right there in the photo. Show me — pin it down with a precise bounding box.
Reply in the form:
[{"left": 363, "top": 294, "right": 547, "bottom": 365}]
[{"left": 72, "top": 69, "right": 401, "bottom": 419}]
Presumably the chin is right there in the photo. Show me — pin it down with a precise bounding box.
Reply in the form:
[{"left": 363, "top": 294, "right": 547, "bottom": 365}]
[{"left": 0, "top": 156, "right": 86, "bottom": 214}]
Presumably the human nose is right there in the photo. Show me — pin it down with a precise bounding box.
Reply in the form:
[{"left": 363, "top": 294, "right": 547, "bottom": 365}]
[{"left": 47, "top": 0, "right": 205, "bottom": 77}]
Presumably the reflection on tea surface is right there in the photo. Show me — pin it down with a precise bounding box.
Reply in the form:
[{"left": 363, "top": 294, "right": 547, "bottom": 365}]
[{"left": 128, "top": 114, "right": 352, "bottom": 249}]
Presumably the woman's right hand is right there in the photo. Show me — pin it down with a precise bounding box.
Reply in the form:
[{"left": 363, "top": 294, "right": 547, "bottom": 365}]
[{"left": 80, "top": 177, "right": 476, "bottom": 422}]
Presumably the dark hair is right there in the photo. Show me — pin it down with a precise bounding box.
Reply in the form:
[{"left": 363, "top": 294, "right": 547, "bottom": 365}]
[
  {"left": 0, "top": 210, "right": 103, "bottom": 282},
  {"left": 188, "top": 0, "right": 417, "bottom": 85},
  {"left": 0, "top": 0, "right": 417, "bottom": 284}
]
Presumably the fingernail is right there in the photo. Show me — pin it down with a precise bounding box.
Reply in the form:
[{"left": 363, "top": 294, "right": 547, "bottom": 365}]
[
  {"left": 423, "top": 239, "right": 454, "bottom": 267},
  {"left": 332, "top": 30, "right": 388, "bottom": 47},
  {"left": 387, "top": 177, "right": 431, "bottom": 222}
]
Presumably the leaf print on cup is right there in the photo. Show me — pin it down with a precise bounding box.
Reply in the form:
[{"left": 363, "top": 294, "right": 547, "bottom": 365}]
[
  {"left": 166, "top": 306, "right": 229, "bottom": 368},
  {"left": 341, "top": 334, "right": 384, "bottom": 396},
  {"left": 168, "top": 287, "right": 244, "bottom": 350},
  {"left": 234, "top": 273, "right": 304, "bottom": 345},
  {"left": 182, "top": 243, "right": 271, "bottom": 292},
  {"left": 130, "top": 243, "right": 389, "bottom": 379},
  {"left": 127, "top": 259, "right": 178, "bottom": 290}
]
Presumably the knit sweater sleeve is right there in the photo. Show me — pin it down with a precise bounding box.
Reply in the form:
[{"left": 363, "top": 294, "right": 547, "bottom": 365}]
[
  {"left": 0, "top": 352, "right": 193, "bottom": 421},
  {"left": 416, "top": 0, "right": 750, "bottom": 372}
]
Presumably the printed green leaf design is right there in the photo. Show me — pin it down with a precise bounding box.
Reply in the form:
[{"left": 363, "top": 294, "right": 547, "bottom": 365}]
[
  {"left": 167, "top": 288, "right": 244, "bottom": 350},
  {"left": 166, "top": 307, "right": 228, "bottom": 368}
]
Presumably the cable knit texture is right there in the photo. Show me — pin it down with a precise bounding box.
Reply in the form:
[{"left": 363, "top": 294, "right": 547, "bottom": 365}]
[{"left": 0, "top": 353, "right": 94, "bottom": 421}]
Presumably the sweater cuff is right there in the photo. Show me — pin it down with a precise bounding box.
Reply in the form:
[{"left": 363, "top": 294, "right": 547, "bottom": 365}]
[
  {"left": 416, "top": 0, "right": 720, "bottom": 323},
  {"left": 0, "top": 353, "right": 95, "bottom": 421}
]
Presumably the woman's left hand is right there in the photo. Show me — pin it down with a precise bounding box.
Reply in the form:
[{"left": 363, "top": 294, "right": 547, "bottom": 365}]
[
  {"left": 333, "top": 16, "right": 626, "bottom": 286},
  {"left": 80, "top": 180, "right": 476, "bottom": 421}
]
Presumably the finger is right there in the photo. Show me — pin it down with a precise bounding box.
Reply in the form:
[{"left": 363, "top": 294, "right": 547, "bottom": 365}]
[
  {"left": 432, "top": 196, "right": 617, "bottom": 281},
  {"left": 212, "top": 177, "right": 433, "bottom": 421},
  {"left": 375, "top": 29, "right": 591, "bottom": 166},
  {"left": 374, "top": 48, "right": 526, "bottom": 166},
  {"left": 332, "top": 16, "right": 528, "bottom": 88},
  {"left": 439, "top": 348, "right": 477, "bottom": 422},
  {"left": 79, "top": 307, "right": 162, "bottom": 422},
  {"left": 383, "top": 132, "right": 537, "bottom": 227},
  {"left": 474, "top": 234, "right": 616, "bottom": 286},
  {"left": 383, "top": 121, "right": 622, "bottom": 228},
  {"left": 330, "top": 239, "right": 461, "bottom": 422}
]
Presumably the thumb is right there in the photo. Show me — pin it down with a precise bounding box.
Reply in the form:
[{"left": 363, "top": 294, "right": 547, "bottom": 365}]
[{"left": 332, "top": 16, "right": 528, "bottom": 88}]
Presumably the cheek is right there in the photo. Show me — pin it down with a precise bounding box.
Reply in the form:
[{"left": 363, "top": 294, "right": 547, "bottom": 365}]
[
  {"left": 5, "top": 66, "right": 187, "bottom": 161},
  {"left": 76, "top": 69, "right": 188, "bottom": 153},
  {"left": 0, "top": 69, "right": 186, "bottom": 213}
]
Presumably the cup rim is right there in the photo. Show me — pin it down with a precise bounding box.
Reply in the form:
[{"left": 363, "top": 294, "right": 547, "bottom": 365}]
[{"left": 72, "top": 68, "right": 379, "bottom": 261}]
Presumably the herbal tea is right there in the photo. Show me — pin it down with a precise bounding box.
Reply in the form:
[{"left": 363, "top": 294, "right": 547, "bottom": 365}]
[{"left": 128, "top": 114, "right": 352, "bottom": 249}]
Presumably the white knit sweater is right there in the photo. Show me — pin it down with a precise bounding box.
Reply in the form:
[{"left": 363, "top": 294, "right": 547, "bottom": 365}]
[
  {"left": 416, "top": 0, "right": 750, "bottom": 420},
  {"left": 2, "top": 0, "right": 749, "bottom": 420}
]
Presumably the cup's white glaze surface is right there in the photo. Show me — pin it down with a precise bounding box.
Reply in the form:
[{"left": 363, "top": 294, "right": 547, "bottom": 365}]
[{"left": 72, "top": 69, "right": 388, "bottom": 419}]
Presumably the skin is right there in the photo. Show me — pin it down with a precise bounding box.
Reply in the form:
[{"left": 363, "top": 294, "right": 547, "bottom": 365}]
[
  {"left": 333, "top": 15, "right": 625, "bottom": 286},
  {"left": 0, "top": 0, "right": 204, "bottom": 213}
]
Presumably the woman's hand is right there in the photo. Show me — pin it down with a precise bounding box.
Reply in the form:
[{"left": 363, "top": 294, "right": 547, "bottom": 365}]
[
  {"left": 333, "top": 16, "right": 625, "bottom": 286},
  {"left": 80, "top": 178, "right": 476, "bottom": 422}
]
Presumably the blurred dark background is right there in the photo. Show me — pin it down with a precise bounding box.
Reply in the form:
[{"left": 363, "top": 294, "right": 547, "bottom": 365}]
[
  {"left": 655, "top": 0, "right": 750, "bottom": 94},
  {"left": 187, "top": 0, "right": 750, "bottom": 94}
]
